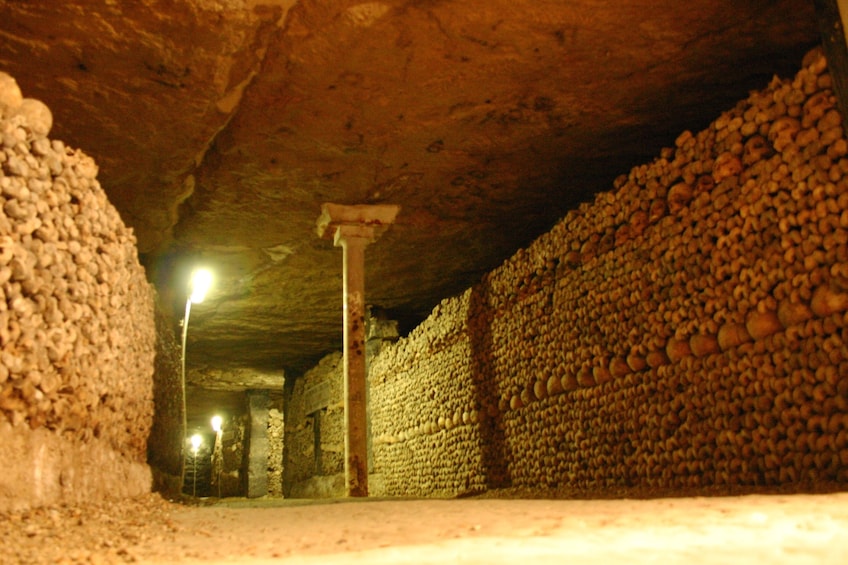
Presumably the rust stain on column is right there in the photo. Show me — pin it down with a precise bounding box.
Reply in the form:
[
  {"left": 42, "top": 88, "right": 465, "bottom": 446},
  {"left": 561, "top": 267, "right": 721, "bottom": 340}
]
[
  {"left": 317, "top": 203, "right": 399, "bottom": 497},
  {"left": 341, "top": 232, "right": 368, "bottom": 496}
]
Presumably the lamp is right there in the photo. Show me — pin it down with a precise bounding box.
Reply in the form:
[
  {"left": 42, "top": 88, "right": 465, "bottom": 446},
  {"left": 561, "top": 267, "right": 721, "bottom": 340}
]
[
  {"left": 189, "top": 268, "right": 213, "bottom": 304},
  {"left": 180, "top": 267, "right": 213, "bottom": 496},
  {"left": 190, "top": 433, "right": 203, "bottom": 454},
  {"left": 190, "top": 434, "right": 202, "bottom": 497}
]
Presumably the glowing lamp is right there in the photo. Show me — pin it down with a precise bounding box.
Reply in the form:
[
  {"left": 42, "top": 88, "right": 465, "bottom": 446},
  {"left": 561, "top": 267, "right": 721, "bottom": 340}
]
[
  {"left": 190, "top": 433, "right": 202, "bottom": 454},
  {"left": 189, "top": 268, "right": 213, "bottom": 304}
]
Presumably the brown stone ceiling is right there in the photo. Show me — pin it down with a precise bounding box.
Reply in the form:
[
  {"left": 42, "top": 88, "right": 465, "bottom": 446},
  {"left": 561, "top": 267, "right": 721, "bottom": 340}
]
[{"left": 0, "top": 1, "right": 821, "bottom": 385}]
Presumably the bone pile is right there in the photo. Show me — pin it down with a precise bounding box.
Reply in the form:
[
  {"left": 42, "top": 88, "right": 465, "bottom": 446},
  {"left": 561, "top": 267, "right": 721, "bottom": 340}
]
[
  {"left": 368, "top": 46, "right": 848, "bottom": 496},
  {"left": 268, "top": 408, "right": 285, "bottom": 496},
  {"left": 0, "top": 72, "right": 155, "bottom": 462}
]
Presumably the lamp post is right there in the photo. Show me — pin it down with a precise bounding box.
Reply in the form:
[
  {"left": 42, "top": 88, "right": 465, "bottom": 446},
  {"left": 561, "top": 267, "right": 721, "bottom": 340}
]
[
  {"left": 211, "top": 415, "right": 223, "bottom": 499},
  {"left": 180, "top": 268, "right": 213, "bottom": 495},
  {"left": 190, "top": 434, "right": 202, "bottom": 498}
]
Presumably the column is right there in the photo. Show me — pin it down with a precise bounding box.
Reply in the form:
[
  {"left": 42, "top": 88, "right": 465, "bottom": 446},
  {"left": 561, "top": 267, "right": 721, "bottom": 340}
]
[
  {"left": 316, "top": 203, "right": 399, "bottom": 497},
  {"left": 338, "top": 226, "right": 369, "bottom": 496}
]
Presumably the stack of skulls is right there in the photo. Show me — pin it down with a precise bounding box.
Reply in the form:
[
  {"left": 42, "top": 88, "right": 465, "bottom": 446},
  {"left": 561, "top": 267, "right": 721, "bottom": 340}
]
[
  {"left": 0, "top": 72, "right": 155, "bottom": 463},
  {"left": 369, "top": 291, "right": 490, "bottom": 497},
  {"left": 368, "top": 45, "right": 848, "bottom": 495}
]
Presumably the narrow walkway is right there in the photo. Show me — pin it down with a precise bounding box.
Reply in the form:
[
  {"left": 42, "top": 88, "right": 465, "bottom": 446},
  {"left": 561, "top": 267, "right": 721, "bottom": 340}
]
[
  {"left": 3, "top": 492, "right": 848, "bottom": 563},
  {"left": 155, "top": 492, "right": 848, "bottom": 564}
]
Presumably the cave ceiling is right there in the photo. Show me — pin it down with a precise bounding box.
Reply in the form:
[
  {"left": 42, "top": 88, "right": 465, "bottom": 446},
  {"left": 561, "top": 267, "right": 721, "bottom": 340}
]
[{"left": 0, "top": 1, "right": 822, "bottom": 394}]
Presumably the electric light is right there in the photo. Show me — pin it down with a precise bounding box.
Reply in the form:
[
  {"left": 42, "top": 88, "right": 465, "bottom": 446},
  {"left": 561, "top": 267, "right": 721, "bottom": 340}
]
[
  {"left": 179, "top": 266, "right": 214, "bottom": 492},
  {"left": 190, "top": 433, "right": 202, "bottom": 455},
  {"left": 189, "top": 268, "right": 213, "bottom": 304},
  {"left": 211, "top": 415, "right": 223, "bottom": 432}
]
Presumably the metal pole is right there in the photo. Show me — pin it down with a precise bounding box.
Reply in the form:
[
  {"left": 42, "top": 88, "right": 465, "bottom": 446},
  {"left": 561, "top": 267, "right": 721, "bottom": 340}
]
[
  {"left": 192, "top": 449, "right": 197, "bottom": 497},
  {"left": 213, "top": 429, "right": 222, "bottom": 498},
  {"left": 180, "top": 299, "right": 191, "bottom": 493}
]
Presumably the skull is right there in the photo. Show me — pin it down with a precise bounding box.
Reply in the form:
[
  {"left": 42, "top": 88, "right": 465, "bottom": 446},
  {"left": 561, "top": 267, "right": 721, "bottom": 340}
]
[
  {"left": 802, "top": 91, "right": 834, "bottom": 128},
  {"left": 13, "top": 98, "right": 53, "bottom": 139},
  {"left": 695, "top": 174, "right": 715, "bottom": 194},
  {"left": 667, "top": 182, "right": 694, "bottom": 214},
  {"left": 597, "top": 229, "right": 615, "bottom": 255},
  {"left": 614, "top": 224, "right": 631, "bottom": 247},
  {"left": 768, "top": 117, "right": 801, "bottom": 152},
  {"left": 648, "top": 199, "right": 667, "bottom": 223},
  {"left": 629, "top": 210, "right": 649, "bottom": 237},
  {"left": 0, "top": 72, "right": 23, "bottom": 115},
  {"left": 712, "top": 152, "right": 743, "bottom": 184},
  {"left": 742, "top": 135, "right": 772, "bottom": 166},
  {"left": 580, "top": 237, "right": 598, "bottom": 262},
  {"left": 802, "top": 45, "right": 827, "bottom": 74}
]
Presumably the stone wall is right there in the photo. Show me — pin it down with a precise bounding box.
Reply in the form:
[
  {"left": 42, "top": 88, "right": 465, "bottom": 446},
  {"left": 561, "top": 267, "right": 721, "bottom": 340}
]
[
  {"left": 222, "top": 413, "right": 246, "bottom": 497},
  {"left": 0, "top": 73, "right": 156, "bottom": 510},
  {"left": 284, "top": 352, "right": 346, "bottom": 497},
  {"left": 246, "top": 391, "right": 270, "bottom": 498},
  {"left": 148, "top": 300, "right": 183, "bottom": 496},
  {"left": 367, "top": 47, "right": 848, "bottom": 496}
]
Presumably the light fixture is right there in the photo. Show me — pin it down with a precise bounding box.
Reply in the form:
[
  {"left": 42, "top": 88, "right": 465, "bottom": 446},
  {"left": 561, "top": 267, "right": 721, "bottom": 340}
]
[
  {"left": 211, "top": 415, "right": 223, "bottom": 433},
  {"left": 189, "top": 433, "right": 203, "bottom": 497},
  {"left": 190, "top": 433, "right": 202, "bottom": 455},
  {"left": 179, "top": 266, "right": 214, "bottom": 495},
  {"left": 189, "top": 268, "right": 213, "bottom": 304}
]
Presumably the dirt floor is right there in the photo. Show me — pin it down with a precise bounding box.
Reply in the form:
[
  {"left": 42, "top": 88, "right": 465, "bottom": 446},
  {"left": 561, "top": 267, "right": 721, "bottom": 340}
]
[{"left": 2, "top": 487, "right": 848, "bottom": 564}]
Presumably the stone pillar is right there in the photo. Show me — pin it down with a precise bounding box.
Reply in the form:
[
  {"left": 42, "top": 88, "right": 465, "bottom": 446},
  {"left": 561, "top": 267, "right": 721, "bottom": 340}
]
[
  {"left": 338, "top": 226, "right": 369, "bottom": 496},
  {"left": 246, "top": 390, "right": 270, "bottom": 498},
  {"left": 316, "top": 203, "right": 399, "bottom": 497}
]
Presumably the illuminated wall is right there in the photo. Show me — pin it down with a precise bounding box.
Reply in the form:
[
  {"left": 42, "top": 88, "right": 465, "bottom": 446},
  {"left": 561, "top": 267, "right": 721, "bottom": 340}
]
[
  {"left": 368, "top": 46, "right": 848, "bottom": 496},
  {"left": 284, "top": 352, "right": 346, "bottom": 497}
]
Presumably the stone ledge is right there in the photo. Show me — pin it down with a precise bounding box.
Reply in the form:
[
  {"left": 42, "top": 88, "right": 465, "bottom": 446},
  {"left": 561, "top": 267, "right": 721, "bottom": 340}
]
[{"left": 0, "top": 424, "right": 151, "bottom": 512}]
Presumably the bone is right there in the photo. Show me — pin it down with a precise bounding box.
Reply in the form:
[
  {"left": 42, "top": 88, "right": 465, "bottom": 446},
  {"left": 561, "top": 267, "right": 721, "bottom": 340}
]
[
  {"left": 0, "top": 74, "right": 155, "bottom": 466},
  {"left": 345, "top": 45, "right": 848, "bottom": 496}
]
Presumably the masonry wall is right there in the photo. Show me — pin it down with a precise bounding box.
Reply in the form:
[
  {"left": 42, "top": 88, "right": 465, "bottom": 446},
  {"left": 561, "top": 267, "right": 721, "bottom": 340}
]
[
  {"left": 222, "top": 412, "right": 247, "bottom": 496},
  {"left": 284, "top": 352, "right": 346, "bottom": 497},
  {"left": 0, "top": 73, "right": 156, "bottom": 510},
  {"left": 367, "top": 47, "right": 848, "bottom": 496}
]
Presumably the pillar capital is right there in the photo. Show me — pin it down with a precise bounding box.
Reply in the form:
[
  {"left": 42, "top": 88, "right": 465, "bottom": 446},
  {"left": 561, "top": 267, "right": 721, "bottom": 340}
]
[
  {"left": 333, "top": 224, "right": 376, "bottom": 247},
  {"left": 316, "top": 203, "right": 400, "bottom": 244}
]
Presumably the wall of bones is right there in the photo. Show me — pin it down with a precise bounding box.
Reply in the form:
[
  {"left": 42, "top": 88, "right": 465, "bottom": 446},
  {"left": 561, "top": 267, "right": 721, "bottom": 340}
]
[
  {"left": 0, "top": 73, "right": 156, "bottom": 510},
  {"left": 365, "top": 47, "right": 848, "bottom": 496}
]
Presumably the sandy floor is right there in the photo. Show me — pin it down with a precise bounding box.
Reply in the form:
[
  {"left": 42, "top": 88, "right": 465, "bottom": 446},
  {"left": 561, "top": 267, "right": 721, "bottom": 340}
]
[{"left": 2, "top": 490, "right": 848, "bottom": 564}]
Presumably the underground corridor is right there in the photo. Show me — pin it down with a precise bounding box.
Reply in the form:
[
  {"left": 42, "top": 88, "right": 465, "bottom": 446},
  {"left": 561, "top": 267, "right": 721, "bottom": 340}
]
[{"left": 3, "top": 0, "right": 848, "bottom": 563}]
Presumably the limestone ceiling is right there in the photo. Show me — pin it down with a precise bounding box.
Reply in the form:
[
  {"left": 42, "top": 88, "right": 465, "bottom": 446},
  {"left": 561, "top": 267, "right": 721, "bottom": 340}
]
[{"left": 0, "top": 1, "right": 822, "bottom": 385}]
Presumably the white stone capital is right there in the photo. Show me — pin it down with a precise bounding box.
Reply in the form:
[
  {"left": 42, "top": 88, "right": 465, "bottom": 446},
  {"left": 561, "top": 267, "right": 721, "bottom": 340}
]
[{"left": 316, "top": 203, "right": 400, "bottom": 242}]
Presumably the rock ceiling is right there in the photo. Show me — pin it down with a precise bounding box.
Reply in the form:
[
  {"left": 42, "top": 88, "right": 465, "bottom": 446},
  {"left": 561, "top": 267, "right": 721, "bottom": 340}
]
[{"left": 0, "top": 1, "right": 822, "bottom": 392}]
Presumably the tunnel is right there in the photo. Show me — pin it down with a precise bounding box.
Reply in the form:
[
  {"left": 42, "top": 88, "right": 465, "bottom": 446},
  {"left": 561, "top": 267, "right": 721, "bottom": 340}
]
[{"left": 2, "top": 0, "right": 848, "bottom": 563}]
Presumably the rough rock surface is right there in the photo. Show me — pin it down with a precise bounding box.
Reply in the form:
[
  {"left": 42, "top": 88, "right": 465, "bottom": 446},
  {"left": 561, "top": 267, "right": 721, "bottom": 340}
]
[{"left": 0, "top": 1, "right": 822, "bottom": 387}]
